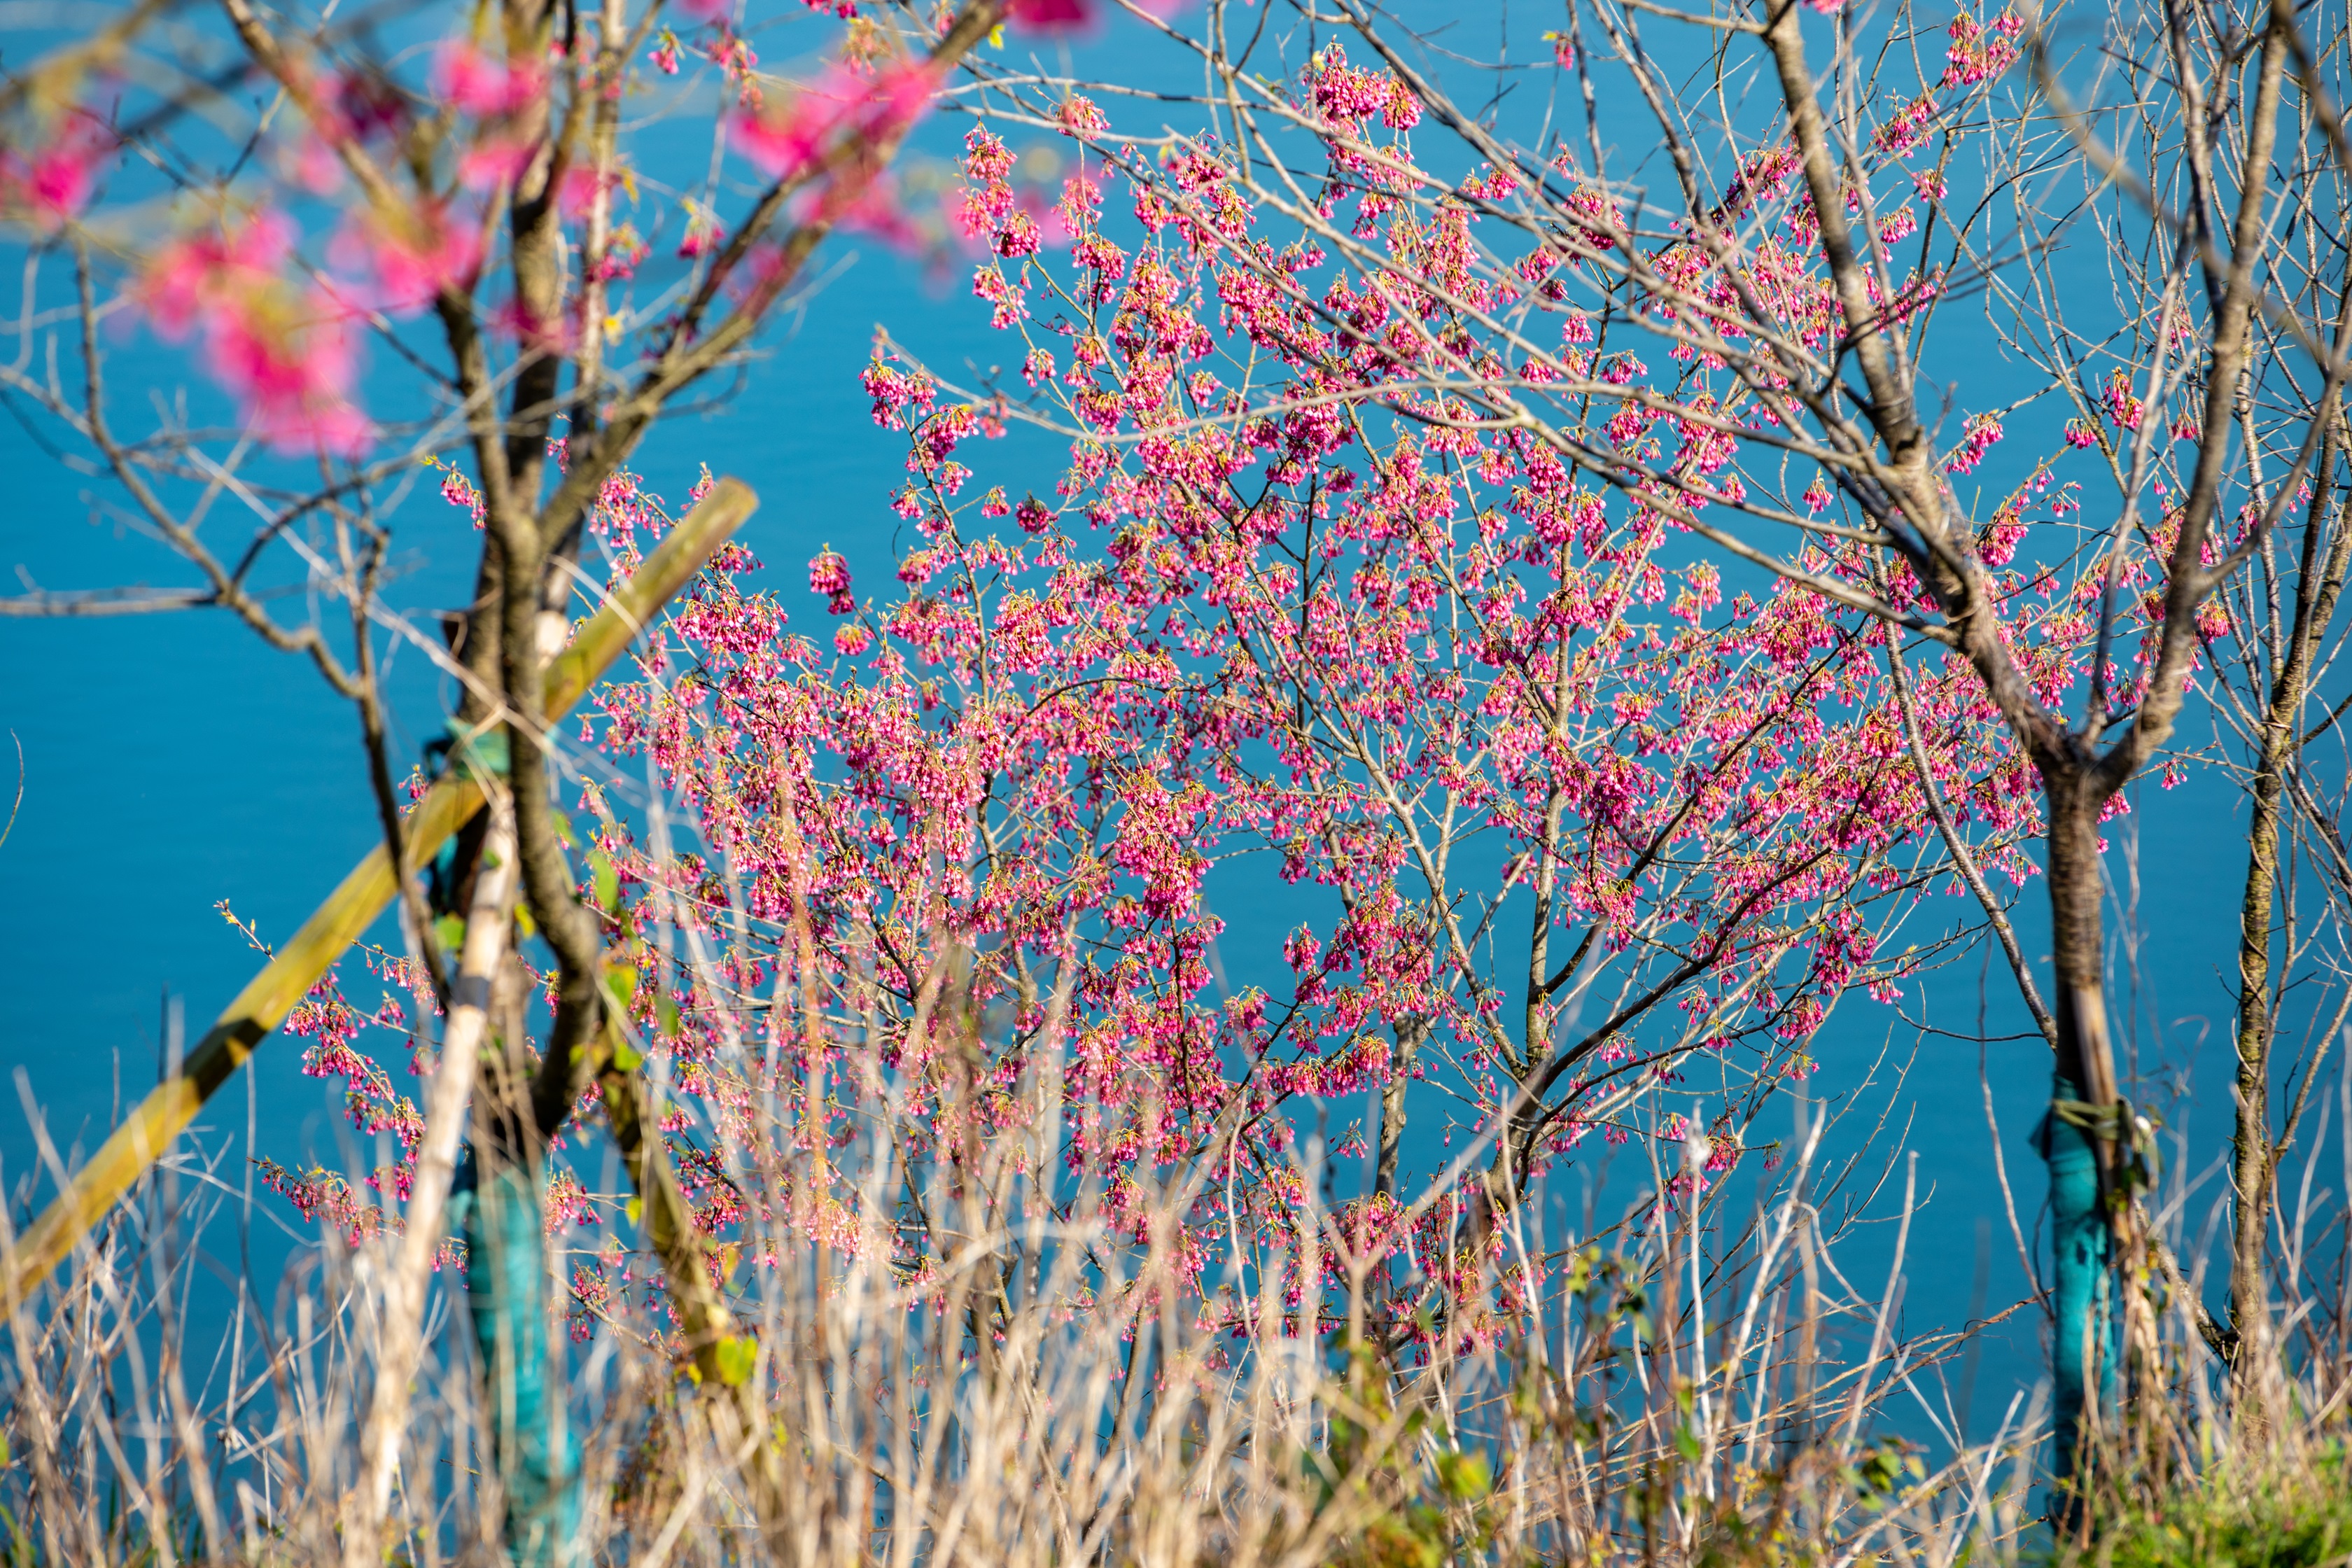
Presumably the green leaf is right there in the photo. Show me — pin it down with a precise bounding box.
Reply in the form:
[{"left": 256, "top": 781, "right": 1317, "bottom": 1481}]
[
  {"left": 713, "top": 1334, "right": 757, "bottom": 1387},
  {"left": 1673, "top": 1427, "right": 1704, "bottom": 1466},
  {"left": 1437, "top": 1451, "right": 1490, "bottom": 1502},
  {"left": 625, "top": 1196, "right": 643, "bottom": 1226},
  {"left": 659, "top": 993, "right": 682, "bottom": 1040},
  {"left": 589, "top": 848, "right": 620, "bottom": 914},
  {"left": 514, "top": 904, "right": 538, "bottom": 941},
  {"left": 1561, "top": 1249, "right": 1592, "bottom": 1295},
  {"left": 434, "top": 913, "right": 466, "bottom": 953},
  {"left": 610, "top": 1036, "right": 645, "bottom": 1073},
  {"left": 601, "top": 963, "right": 639, "bottom": 1013}
]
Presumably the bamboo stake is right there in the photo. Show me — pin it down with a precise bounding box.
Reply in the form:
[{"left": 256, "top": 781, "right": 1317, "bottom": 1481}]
[
  {"left": 349, "top": 785, "right": 521, "bottom": 1567},
  {"left": 1, "top": 478, "right": 758, "bottom": 1304}
]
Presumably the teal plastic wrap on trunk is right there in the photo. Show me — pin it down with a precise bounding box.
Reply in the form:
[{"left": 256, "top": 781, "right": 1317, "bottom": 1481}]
[
  {"left": 2037, "top": 1073, "right": 2115, "bottom": 1491},
  {"left": 449, "top": 1152, "right": 580, "bottom": 1568}
]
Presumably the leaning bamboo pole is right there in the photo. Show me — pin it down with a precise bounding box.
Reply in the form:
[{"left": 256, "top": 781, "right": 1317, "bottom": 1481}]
[
  {"left": 349, "top": 784, "right": 520, "bottom": 1566},
  {"left": 1, "top": 478, "right": 758, "bottom": 1304}
]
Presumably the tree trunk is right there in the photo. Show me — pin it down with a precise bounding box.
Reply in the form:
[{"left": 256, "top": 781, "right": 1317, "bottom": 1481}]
[
  {"left": 1374, "top": 1016, "right": 1431, "bottom": 1202},
  {"left": 2229, "top": 724, "right": 2286, "bottom": 1388},
  {"left": 2040, "top": 772, "right": 2141, "bottom": 1496},
  {"left": 452, "top": 1151, "right": 577, "bottom": 1568},
  {"left": 2228, "top": 441, "right": 2346, "bottom": 1403}
]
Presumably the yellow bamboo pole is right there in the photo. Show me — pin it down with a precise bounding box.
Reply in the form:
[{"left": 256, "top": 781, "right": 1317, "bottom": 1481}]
[{"left": 2, "top": 479, "right": 759, "bottom": 1304}]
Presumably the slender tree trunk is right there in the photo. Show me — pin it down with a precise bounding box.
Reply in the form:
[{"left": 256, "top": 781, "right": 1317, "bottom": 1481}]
[
  {"left": 452, "top": 532, "right": 508, "bottom": 727},
  {"left": 2040, "top": 776, "right": 2118, "bottom": 1494},
  {"left": 2230, "top": 436, "right": 2346, "bottom": 1401},
  {"left": 1374, "top": 1016, "right": 1427, "bottom": 1202},
  {"left": 452, "top": 944, "right": 576, "bottom": 1568},
  {"left": 2230, "top": 715, "right": 2288, "bottom": 1383},
  {"left": 2045, "top": 778, "right": 2122, "bottom": 1125},
  {"left": 456, "top": 1154, "right": 575, "bottom": 1568}
]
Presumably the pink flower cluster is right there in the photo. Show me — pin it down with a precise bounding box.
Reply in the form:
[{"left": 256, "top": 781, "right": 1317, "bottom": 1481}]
[
  {"left": 433, "top": 40, "right": 548, "bottom": 118},
  {"left": 808, "top": 547, "right": 855, "bottom": 613},
  {"left": 732, "top": 61, "right": 940, "bottom": 185},
  {"left": 1303, "top": 43, "right": 1422, "bottom": 135},
  {"left": 0, "top": 112, "right": 111, "bottom": 229},
  {"left": 1946, "top": 412, "right": 2005, "bottom": 475},
  {"left": 330, "top": 202, "right": 482, "bottom": 314},
  {"left": 138, "top": 210, "right": 371, "bottom": 456},
  {"left": 1942, "top": 8, "right": 2025, "bottom": 88}
]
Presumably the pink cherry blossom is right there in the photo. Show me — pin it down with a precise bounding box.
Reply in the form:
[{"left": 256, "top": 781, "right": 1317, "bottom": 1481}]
[
  {"left": 329, "top": 202, "right": 482, "bottom": 314},
  {"left": 1057, "top": 94, "right": 1110, "bottom": 139},
  {"left": 433, "top": 40, "right": 547, "bottom": 118},
  {"left": 1009, "top": 0, "right": 1095, "bottom": 31},
  {"left": 230, "top": 17, "right": 2195, "bottom": 1371},
  {"left": 138, "top": 209, "right": 371, "bottom": 456},
  {"left": 0, "top": 112, "right": 111, "bottom": 229},
  {"left": 458, "top": 136, "right": 538, "bottom": 192},
  {"left": 731, "top": 62, "right": 940, "bottom": 184}
]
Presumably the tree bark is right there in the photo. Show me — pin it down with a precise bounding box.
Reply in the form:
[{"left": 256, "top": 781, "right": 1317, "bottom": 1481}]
[
  {"left": 2041, "top": 778, "right": 2120, "bottom": 1496},
  {"left": 2230, "top": 684, "right": 2290, "bottom": 1376},
  {"left": 1374, "top": 1016, "right": 1428, "bottom": 1201},
  {"left": 2229, "top": 435, "right": 2348, "bottom": 1396}
]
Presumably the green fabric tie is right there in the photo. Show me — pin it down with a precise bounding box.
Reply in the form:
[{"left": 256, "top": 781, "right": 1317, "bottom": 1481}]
[
  {"left": 449, "top": 1152, "right": 580, "bottom": 1568},
  {"left": 2036, "top": 1072, "right": 2115, "bottom": 1495}
]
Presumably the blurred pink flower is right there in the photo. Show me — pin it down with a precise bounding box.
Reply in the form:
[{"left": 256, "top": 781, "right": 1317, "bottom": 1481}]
[
  {"left": 139, "top": 209, "right": 298, "bottom": 337},
  {"left": 729, "top": 60, "right": 940, "bottom": 183},
  {"left": 818, "top": 172, "right": 925, "bottom": 252},
  {"left": 433, "top": 41, "right": 547, "bottom": 117},
  {"left": 329, "top": 202, "right": 482, "bottom": 314},
  {"left": 490, "top": 295, "right": 578, "bottom": 355},
  {"left": 0, "top": 113, "right": 112, "bottom": 229},
  {"left": 138, "top": 210, "right": 371, "bottom": 456},
  {"left": 223, "top": 302, "right": 371, "bottom": 456},
  {"left": 288, "top": 137, "right": 346, "bottom": 195},
  {"left": 558, "top": 164, "right": 620, "bottom": 220},
  {"left": 1008, "top": 0, "right": 1093, "bottom": 29},
  {"left": 458, "top": 136, "right": 538, "bottom": 192}
]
